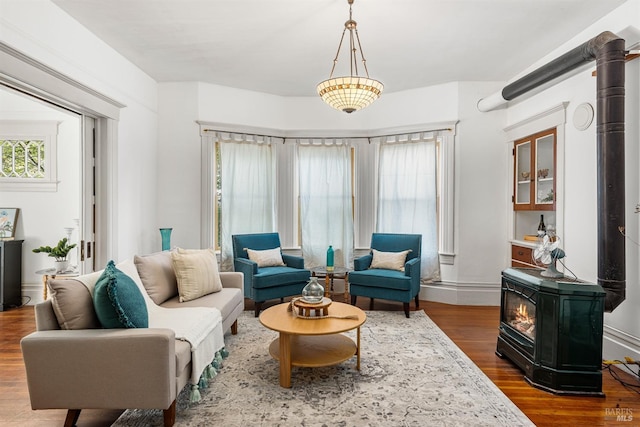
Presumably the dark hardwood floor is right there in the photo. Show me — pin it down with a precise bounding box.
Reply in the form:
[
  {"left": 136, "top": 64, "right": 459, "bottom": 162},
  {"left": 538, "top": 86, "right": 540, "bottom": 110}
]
[{"left": 2, "top": 299, "right": 638, "bottom": 426}]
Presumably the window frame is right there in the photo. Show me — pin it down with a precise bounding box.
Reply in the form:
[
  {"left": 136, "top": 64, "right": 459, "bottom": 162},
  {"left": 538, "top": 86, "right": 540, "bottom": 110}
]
[
  {"left": 0, "top": 120, "right": 59, "bottom": 192},
  {"left": 199, "top": 121, "right": 458, "bottom": 263}
]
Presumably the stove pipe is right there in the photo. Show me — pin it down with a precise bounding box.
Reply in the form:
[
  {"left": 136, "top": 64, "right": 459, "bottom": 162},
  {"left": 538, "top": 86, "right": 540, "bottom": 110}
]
[{"left": 479, "top": 31, "right": 626, "bottom": 312}]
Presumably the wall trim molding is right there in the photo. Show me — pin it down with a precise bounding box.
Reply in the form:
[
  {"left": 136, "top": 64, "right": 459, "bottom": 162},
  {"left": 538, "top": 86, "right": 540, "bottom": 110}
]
[
  {"left": 420, "top": 281, "right": 501, "bottom": 306},
  {"left": 603, "top": 324, "right": 640, "bottom": 370},
  {"left": 0, "top": 42, "right": 125, "bottom": 119}
]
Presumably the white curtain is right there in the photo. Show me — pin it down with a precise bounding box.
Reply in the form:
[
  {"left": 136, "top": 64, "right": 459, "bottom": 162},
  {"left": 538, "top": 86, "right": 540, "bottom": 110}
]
[
  {"left": 218, "top": 133, "right": 277, "bottom": 271},
  {"left": 376, "top": 135, "right": 440, "bottom": 281},
  {"left": 298, "top": 142, "right": 354, "bottom": 269}
]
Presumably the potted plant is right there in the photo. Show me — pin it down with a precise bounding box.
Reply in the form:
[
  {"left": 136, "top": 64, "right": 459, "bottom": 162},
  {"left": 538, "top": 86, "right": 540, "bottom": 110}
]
[{"left": 32, "top": 237, "right": 77, "bottom": 272}]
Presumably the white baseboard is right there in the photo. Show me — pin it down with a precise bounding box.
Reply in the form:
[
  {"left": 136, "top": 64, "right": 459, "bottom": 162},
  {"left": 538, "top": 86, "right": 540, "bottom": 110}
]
[
  {"left": 420, "top": 281, "right": 501, "bottom": 306},
  {"left": 603, "top": 324, "right": 640, "bottom": 374}
]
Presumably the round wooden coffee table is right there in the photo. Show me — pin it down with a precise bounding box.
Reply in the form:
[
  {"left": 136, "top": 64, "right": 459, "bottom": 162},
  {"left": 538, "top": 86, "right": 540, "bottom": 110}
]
[{"left": 259, "top": 301, "right": 366, "bottom": 388}]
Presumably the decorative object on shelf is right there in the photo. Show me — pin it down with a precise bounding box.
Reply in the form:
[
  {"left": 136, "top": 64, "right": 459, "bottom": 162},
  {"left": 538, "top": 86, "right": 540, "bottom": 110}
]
[
  {"left": 316, "top": 0, "right": 383, "bottom": 113},
  {"left": 537, "top": 168, "right": 549, "bottom": 179},
  {"left": 32, "top": 237, "right": 77, "bottom": 273},
  {"left": 533, "top": 234, "right": 565, "bottom": 278},
  {"left": 159, "top": 228, "right": 173, "bottom": 251},
  {"left": 0, "top": 208, "right": 19, "bottom": 240},
  {"left": 537, "top": 214, "right": 546, "bottom": 236},
  {"left": 520, "top": 171, "right": 530, "bottom": 180},
  {"left": 541, "top": 189, "right": 554, "bottom": 203},
  {"left": 326, "top": 245, "right": 334, "bottom": 272},
  {"left": 301, "top": 277, "right": 325, "bottom": 303}
]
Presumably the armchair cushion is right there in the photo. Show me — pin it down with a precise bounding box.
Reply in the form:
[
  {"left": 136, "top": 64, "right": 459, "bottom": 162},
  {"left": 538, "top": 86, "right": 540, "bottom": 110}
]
[
  {"left": 253, "top": 266, "right": 311, "bottom": 289},
  {"left": 348, "top": 268, "right": 412, "bottom": 290},
  {"left": 370, "top": 249, "right": 411, "bottom": 271},
  {"left": 134, "top": 251, "right": 178, "bottom": 305},
  {"left": 93, "top": 260, "right": 149, "bottom": 329},
  {"left": 247, "top": 247, "right": 285, "bottom": 267},
  {"left": 171, "top": 248, "right": 222, "bottom": 302}
]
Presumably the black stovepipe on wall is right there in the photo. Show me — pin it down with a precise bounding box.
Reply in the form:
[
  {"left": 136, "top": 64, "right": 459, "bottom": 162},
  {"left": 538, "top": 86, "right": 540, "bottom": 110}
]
[{"left": 479, "top": 31, "right": 627, "bottom": 312}]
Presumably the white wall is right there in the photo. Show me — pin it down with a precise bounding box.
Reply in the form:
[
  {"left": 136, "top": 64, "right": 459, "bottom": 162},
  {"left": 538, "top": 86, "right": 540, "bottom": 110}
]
[
  {"left": 1, "top": 0, "right": 159, "bottom": 302},
  {"left": 500, "top": 0, "right": 640, "bottom": 364},
  {"left": 433, "top": 81, "right": 507, "bottom": 304}
]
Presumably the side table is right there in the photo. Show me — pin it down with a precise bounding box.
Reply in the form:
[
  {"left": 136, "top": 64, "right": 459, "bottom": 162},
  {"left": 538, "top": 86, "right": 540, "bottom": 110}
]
[
  {"left": 35, "top": 268, "right": 79, "bottom": 300},
  {"left": 310, "top": 266, "right": 350, "bottom": 302}
]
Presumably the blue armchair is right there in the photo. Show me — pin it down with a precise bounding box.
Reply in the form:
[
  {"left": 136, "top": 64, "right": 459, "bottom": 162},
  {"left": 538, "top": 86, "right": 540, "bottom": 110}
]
[
  {"left": 232, "top": 233, "right": 310, "bottom": 316},
  {"left": 349, "top": 233, "right": 422, "bottom": 318}
]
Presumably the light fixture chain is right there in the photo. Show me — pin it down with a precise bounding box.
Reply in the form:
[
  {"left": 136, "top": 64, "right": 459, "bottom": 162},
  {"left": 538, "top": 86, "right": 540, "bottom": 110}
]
[
  {"left": 349, "top": 26, "right": 357, "bottom": 77},
  {"left": 354, "top": 29, "right": 370, "bottom": 78},
  {"left": 329, "top": 27, "right": 349, "bottom": 79}
]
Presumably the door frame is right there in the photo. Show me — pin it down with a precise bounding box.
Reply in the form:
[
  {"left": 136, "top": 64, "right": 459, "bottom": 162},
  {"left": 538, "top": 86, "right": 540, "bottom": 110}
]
[{"left": 0, "top": 42, "right": 125, "bottom": 270}]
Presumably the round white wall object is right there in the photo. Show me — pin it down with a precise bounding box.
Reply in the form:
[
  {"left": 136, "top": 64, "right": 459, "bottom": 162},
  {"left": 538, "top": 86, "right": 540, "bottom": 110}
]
[{"left": 573, "top": 103, "right": 594, "bottom": 131}]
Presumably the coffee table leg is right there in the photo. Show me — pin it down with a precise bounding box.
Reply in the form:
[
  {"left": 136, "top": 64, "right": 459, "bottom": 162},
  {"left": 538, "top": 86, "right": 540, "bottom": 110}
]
[
  {"left": 279, "top": 332, "right": 292, "bottom": 387},
  {"left": 356, "top": 326, "right": 361, "bottom": 370},
  {"left": 324, "top": 275, "right": 330, "bottom": 297}
]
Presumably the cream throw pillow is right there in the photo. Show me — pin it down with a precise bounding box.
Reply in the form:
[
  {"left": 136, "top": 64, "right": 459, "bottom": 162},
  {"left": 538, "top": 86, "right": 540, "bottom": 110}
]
[
  {"left": 246, "top": 247, "right": 285, "bottom": 267},
  {"left": 171, "top": 248, "right": 223, "bottom": 302},
  {"left": 370, "top": 249, "right": 411, "bottom": 271}
]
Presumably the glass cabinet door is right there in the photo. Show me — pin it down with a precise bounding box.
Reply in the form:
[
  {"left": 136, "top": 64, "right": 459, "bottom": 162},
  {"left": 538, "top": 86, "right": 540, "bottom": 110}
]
[
  {"left": 513, "top": 128, "right": 556, "bottom": 211},
  {"left": 515, "top": 141, "right": 531, "bottom": 206},
  {"left": 535, "top": 134, "right": 554, "bottom": 206}
]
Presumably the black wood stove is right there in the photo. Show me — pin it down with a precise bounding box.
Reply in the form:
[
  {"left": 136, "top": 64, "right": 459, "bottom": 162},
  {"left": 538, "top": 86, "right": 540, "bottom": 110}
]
[{"left": 496, "top": 268, "right": 606, "bottom": 396}]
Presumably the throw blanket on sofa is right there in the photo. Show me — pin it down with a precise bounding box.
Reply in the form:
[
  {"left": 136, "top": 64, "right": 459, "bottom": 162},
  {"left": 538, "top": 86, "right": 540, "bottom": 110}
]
[{"left": 77, "top": 260, "right": 225, "bottom": 401}]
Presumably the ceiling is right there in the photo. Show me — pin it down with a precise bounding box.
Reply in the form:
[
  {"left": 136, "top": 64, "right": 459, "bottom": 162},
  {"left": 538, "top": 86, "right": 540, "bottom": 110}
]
[{"left": 52, "top": 0, "right": 627, "bottom": 97}]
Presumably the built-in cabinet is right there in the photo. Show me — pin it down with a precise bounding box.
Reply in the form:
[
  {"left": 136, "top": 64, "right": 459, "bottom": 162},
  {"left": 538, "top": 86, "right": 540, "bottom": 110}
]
[
  {"left": 513, "top": 128, "right": 556, "bottom": 211},
  {"left": 511, "top": 128, "right": 557, "bottom": 268}
]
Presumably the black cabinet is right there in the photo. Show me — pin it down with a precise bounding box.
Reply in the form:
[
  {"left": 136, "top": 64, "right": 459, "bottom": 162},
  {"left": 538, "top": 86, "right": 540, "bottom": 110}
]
[{"left": 0, "top": 240, "right": 23, "bottom": 311}]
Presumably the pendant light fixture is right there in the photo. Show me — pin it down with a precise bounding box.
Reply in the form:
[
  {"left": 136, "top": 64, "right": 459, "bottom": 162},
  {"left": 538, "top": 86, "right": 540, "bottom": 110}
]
[{"left": 317, "top": 0, "right": 383, "bottom": 113}]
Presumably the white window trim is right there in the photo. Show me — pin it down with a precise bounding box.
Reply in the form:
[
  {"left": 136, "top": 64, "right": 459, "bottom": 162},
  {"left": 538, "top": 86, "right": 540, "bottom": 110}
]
[
  {"left": 0, "top": 120, "right": 60, "bottom": 191},
  {"left": 197, "top": 120, "right": 458, "bottom": 263}
]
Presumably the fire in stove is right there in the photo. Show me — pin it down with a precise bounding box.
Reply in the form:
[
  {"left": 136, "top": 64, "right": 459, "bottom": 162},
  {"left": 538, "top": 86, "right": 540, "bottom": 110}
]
[{"left": 509, "top": 303, "right": 535, "bottom": 339}]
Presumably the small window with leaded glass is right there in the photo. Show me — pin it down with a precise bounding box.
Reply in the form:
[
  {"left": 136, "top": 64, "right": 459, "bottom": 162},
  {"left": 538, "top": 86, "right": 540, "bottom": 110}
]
[{"left": 0, "top": 121, "right": 58, "bottom": 191}]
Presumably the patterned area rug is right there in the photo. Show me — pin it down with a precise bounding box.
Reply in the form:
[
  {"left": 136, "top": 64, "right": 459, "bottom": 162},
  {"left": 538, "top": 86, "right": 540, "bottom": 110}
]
[{"left": 113, "top": 310, "right": 534, "bottom": 426}]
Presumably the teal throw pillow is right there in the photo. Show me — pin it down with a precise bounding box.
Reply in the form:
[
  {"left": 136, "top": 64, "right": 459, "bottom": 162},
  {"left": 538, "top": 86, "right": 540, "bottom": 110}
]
[{"left": 93, "top": 260, "right": 149, "bottom": 328}]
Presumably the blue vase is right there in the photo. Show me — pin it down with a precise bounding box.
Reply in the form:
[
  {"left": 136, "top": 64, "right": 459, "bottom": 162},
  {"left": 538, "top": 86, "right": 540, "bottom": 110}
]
[
  {"left": 159, "top": 228, "right": 173, "bottom": 251},
  {"left": 326, "top": 245, "right": 334, "bottom": 272}
]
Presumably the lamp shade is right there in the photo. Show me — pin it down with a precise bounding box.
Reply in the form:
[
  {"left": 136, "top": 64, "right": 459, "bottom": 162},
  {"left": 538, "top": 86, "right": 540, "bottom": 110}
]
[{"left": 317, "top": 76, "right": 384, "bottom": 114}]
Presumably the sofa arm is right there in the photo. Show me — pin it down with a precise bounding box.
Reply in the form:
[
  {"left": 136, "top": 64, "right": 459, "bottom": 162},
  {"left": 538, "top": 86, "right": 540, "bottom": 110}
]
[
  {"left": 282, "top": 254, "right": 305, "bottom": 269},
  {"left": 219, "top": 271, "right": 244, "bottom": 290},
  {"left": 21, "top": 328, "right": 177, "bottom": 410}
]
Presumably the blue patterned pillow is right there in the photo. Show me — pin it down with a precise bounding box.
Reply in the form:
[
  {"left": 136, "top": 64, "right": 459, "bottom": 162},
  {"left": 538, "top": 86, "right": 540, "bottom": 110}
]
[{"left": 93, "top": 260, "right": 149, "bottom": 328}]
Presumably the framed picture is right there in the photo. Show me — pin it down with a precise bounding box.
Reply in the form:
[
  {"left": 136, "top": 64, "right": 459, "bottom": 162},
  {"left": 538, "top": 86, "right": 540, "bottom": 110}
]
[{"left": 0, "top": 208, "right": 19, "bottom": 239}]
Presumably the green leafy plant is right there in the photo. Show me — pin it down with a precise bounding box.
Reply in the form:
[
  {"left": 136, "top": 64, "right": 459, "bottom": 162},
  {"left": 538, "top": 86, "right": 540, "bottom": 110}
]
[{"left": 32, "top": 238, "right": 77, "bottom": 261}]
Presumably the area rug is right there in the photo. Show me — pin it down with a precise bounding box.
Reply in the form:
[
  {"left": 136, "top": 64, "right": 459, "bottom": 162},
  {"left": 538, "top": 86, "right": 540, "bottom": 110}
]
[{"left": 112, "top": 310, "right": 534, "bottom": 427}]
